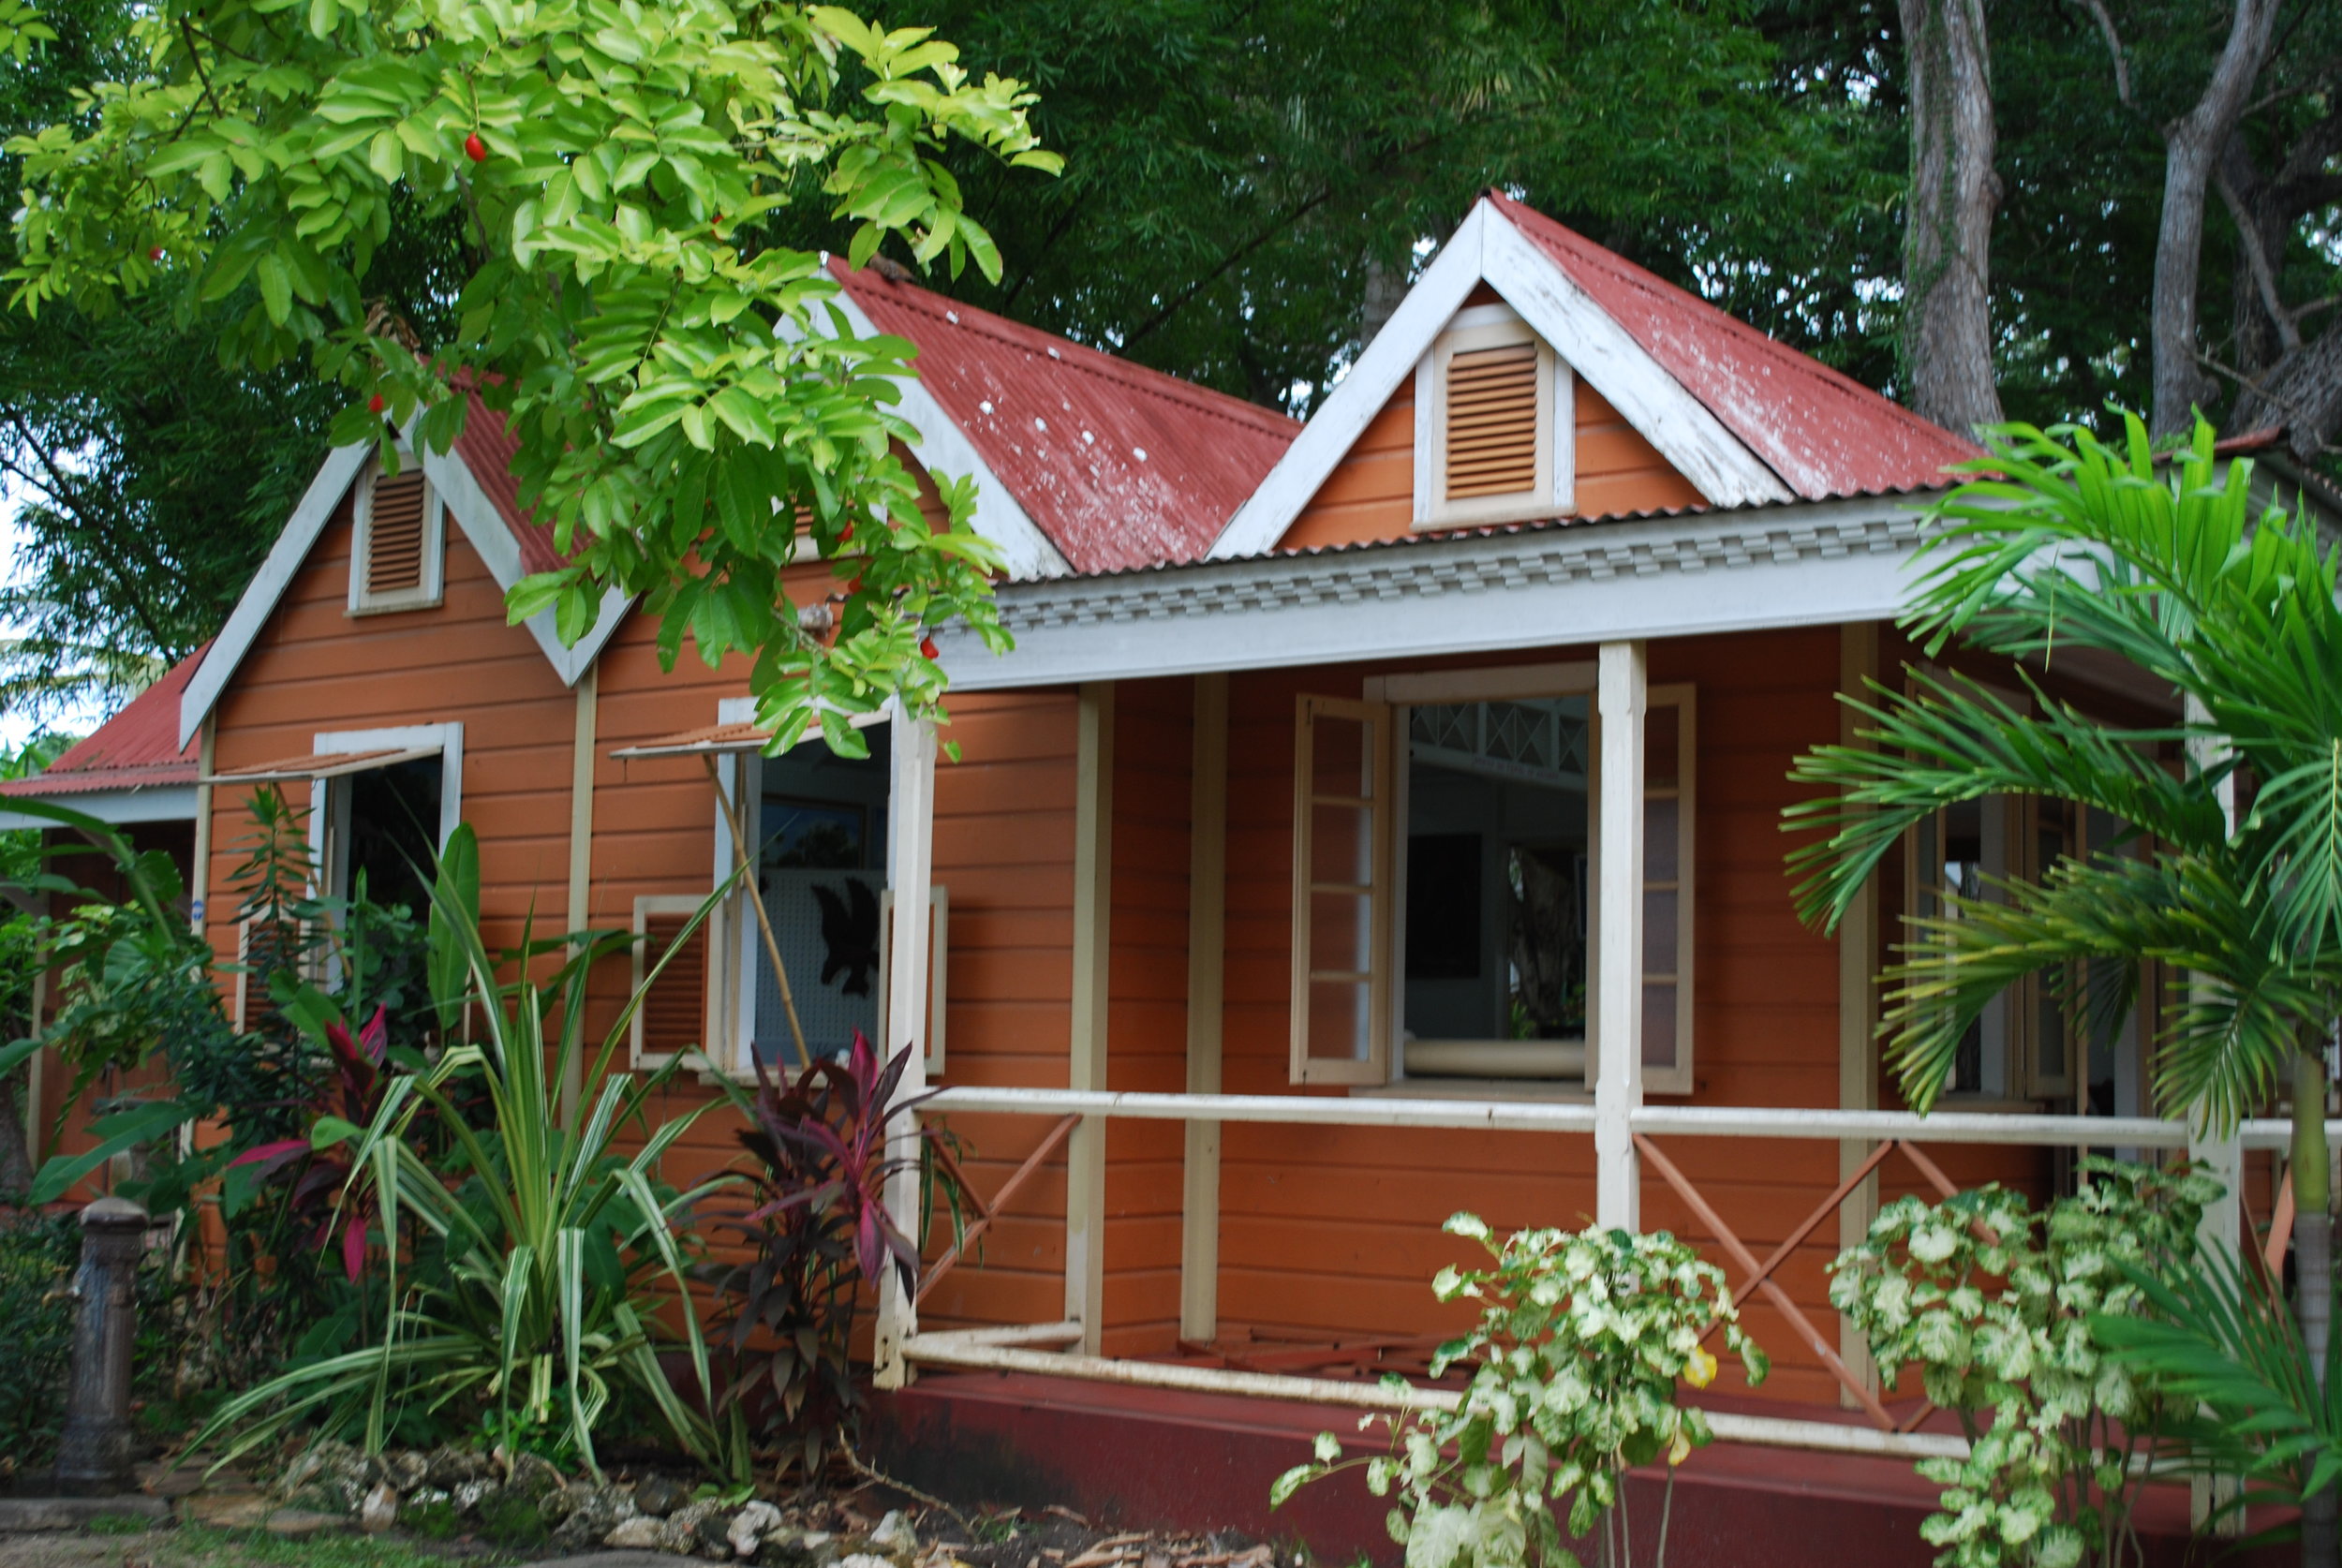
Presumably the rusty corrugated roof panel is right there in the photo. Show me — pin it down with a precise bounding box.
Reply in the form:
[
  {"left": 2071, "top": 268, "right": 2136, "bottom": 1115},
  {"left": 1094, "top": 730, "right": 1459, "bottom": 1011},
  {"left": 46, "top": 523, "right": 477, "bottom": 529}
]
[
  {"left": 1490, "top": 194, "right": 1979, "bottom": 503},
  {"left": 0, "top": 646, "right": 206, "bottom": 798},
  {"left": 450, "top": 393, "right": 570, "bottom": 577},
  {"left": 833, "top": 259, "right": 1300, "bottom": 574}
]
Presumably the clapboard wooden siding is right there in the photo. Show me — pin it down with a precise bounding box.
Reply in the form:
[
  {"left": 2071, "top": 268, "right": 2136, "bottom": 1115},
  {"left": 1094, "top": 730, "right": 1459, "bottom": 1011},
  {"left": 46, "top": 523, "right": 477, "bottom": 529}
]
[
  {"left": 200, "top": 494, "right": 575, "bottom": 981},
  {"left": 190, "top": 446, "right": 2068, "bottom": 1415}
]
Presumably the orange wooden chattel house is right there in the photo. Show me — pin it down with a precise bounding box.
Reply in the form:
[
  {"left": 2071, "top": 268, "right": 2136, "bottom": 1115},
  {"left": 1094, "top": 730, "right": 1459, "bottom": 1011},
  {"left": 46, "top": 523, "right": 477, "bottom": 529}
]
[{"left": 17, "top": 192, "right": 2332, "bottom": 1559}]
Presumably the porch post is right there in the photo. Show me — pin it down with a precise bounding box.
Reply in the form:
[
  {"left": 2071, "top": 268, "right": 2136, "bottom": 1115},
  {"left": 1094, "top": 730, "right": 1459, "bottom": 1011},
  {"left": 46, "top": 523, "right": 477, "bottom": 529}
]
[
  {"left": 2185, "top": 697, "right": 2244, "bottom": 1530},
  {"left": 561, "top": 663, "right": 598, "bottom": 1127},
  {"left": 1837, "top": 624, "right": 1881, "bottom": 1401},
  {"left": 1181, "top": 673, "right": 1229, "bottom": 1342},
  {"left": 872, "top": 707, "right": 938, "bottom": 1391},
  {"left": 1066, "top": 683, "right": 1115, "bottom": 1353},
  {"left": 1594, "top": 641, "right": 1646, "bottom": 1232}
]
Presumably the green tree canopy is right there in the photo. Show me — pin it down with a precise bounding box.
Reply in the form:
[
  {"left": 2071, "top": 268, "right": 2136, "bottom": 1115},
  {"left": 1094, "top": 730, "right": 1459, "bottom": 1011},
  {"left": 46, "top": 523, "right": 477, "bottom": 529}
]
[{"left": 7, "top": 0, "right": 1059, "bottom": 747}]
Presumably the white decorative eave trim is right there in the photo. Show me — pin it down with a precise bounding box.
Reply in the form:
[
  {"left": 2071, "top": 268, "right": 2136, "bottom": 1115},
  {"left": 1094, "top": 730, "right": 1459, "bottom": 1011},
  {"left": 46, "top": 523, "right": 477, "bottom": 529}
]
[
  {"left": 1206, "top": 198, "right": 1789, "bottom": 562},
  {"left": 826, "top": 291, "right": 1073, "bottom": 581},
  {"left": 179, "top": 428, "right": 630, "bottom": 747},
  {"left": 941, "top": 496, "right": 1933, "bottom": 690},
  {"left": 0, "top": 784, "right": 198, "bottom": 830}
]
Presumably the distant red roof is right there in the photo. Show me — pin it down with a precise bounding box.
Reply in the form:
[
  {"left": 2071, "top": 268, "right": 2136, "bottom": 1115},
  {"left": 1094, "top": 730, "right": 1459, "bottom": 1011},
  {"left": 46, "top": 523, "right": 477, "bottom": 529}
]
[
  {"left": 833, "top": 259, "right": 1300, "bottom": 573},
  {"left": 1490, "top": 193, "right": 1978, "bottom": 502},
  {"left": 0, "top": 646, "right": 205, "bottom": 798}
]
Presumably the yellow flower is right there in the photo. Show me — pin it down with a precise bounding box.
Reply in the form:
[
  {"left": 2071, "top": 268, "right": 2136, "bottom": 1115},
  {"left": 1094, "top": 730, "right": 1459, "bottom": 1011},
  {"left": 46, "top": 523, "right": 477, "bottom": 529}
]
[{"left": 1683, "top": 1345, "right": 1717, "bottom": 1388}]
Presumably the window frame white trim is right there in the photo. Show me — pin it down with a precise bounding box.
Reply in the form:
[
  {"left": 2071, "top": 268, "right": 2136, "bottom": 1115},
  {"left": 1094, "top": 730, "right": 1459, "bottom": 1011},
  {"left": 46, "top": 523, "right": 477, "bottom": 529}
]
[
  {"left": 1359, "top": 664, "right": 1695, "bottom": 1093},
  {"left": 347, "top": 451, "right": 446, "bottom": 615},
  {"left": 306, "top": 722, "right": 466, "bottom": 902},
  {"left": 709, "top": 695, "right": 909, "bottom": 1076},
  {"left": 1412, "top": 306, "right": 1575, "bottom": 529}
]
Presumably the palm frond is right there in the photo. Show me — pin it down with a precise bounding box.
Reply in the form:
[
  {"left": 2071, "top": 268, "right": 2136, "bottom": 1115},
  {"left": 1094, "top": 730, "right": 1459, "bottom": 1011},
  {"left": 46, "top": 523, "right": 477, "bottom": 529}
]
[{"left": 1786, "top": 668, "right": 2216, "bottom": 932}]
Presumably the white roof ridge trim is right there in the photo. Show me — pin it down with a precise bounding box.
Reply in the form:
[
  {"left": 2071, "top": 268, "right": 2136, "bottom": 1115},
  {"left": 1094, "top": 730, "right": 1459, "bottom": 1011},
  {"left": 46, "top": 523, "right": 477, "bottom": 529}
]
[
  {"left": 178, "top": 423, "right": 630, "bottom": 749},
  {"left": 1204, "top": 198, "right": 1789, "bottom": 563}
]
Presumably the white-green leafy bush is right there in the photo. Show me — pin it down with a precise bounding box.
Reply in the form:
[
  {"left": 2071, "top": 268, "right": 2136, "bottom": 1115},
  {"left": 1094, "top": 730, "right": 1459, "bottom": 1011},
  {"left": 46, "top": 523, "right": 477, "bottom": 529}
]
[
  {"left": 1271, "top": 1213, "right": 1766, "bottom": 1568},
  {"left": 1830, "top": 1159, "right": 2216, "bottom": 1568}
]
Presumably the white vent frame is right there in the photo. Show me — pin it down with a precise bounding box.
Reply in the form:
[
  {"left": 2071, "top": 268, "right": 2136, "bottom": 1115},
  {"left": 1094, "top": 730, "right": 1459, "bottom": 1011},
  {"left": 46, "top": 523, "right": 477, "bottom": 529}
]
[
  {"left": 348, "top": 452, "right": 445, "bottom": 615},
  {"left": 630, "top": 893, "right": 727, "bottom": 1072},
  {"left": 1412, "top": 304, "right": 1575, "bottom": 530}
]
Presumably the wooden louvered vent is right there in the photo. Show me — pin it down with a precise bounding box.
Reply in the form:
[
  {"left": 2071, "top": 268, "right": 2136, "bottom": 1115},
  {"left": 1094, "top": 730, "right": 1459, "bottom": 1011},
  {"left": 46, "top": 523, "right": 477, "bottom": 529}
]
[
  {"left": 1444, "top": 342, "right": 1541, "bottom": 500},
  {"left": 365, "top": 471, "right": 429, "bottom": 598},
  {"left": 640, "top": 912, "right": 710, "bottom": 1058}
]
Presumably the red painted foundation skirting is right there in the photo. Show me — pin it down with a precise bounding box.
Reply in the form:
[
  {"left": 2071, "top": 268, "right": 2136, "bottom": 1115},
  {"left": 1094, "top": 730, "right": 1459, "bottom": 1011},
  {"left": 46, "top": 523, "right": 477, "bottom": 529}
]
[{"left": 866, "top": 1371, "right": 2286, "bottom": 1567}]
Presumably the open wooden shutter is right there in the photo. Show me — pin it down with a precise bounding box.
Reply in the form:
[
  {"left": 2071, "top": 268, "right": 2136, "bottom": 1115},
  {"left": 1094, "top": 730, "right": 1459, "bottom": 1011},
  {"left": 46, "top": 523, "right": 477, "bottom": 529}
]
[
  {"left": 365, "top": 471, "right": 429, "bottom": 597},
  {"left": 1291, "top": 694, "right": 1392, "bottom": 1085},
  {"left": 1640, "top": 688, "right": 1697, "bottom": 1094},
  {"left": 631, "top": 896, "right": 717, "bottom": 1067},
  {"left": 1445, "top": 343, "right": 1541, "bottom": 501}
]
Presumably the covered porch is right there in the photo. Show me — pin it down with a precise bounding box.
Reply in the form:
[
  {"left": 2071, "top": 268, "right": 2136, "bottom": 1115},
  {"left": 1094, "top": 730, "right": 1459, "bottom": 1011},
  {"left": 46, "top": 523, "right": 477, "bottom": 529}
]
[{"left": 845, "top": 507, "right": 2289, "bottom": 1546}]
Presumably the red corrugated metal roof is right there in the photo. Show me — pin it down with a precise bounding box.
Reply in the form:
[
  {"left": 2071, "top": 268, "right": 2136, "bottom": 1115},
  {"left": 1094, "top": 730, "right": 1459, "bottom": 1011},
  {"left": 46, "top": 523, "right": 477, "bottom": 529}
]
[
  {"left": 832, "top": 259, "right": 1300, "bottom": 574},
  {"left": 450, "top": 392, "right": 570, "bottom": 577},
  {"left": 0, "top": 645, "right": 206, "bottom": 797},
  {"left": 1489, "top": 193, "right": 1978, "bottom": 502}
]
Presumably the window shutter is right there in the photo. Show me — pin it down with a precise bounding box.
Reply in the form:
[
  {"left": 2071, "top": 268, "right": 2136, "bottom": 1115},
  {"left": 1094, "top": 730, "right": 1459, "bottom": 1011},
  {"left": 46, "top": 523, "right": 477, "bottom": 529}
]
[
  {"left": 1290, "top": 694, "right": 1392, "bottom": 1085},
  {"left": 1444, "top": 343, "right": 1541, "bottom": 501},
  {"left": 632, "top": 898, "right": 715, "bottom": 1065},
  {"left": 1639, "top": 688, "right": 1696, "bottom": 1094},
  {"left": 365, "top": 471, "right": 429, "bottom": 597}
]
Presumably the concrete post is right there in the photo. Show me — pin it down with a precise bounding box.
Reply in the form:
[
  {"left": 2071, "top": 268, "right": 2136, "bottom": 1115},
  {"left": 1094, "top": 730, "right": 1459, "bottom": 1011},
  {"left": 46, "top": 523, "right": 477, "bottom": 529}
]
[{"left": 53, "top": 1197, "right": 148, "bottom": 1493}]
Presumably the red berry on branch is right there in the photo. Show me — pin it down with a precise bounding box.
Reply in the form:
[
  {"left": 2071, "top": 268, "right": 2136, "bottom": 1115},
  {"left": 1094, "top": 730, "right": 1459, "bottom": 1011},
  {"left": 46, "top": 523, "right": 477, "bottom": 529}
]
[
  {"left": 839, "top": 522, "right": 854, "bottom": 545},
  {"left": 464, "top": 132, "right": 487, "bottom": 163},
  {"left": 846, "top": 574, "right": 864, "bottom": 596},
  {"left": 368, "top": 393, "right": 385, "bottom": 414},
  {"left": 147, "top": 246, "right": 163, "bottom": 261},
  {"left": 920, "top": 635, "right": 939, "bottom": 660}
]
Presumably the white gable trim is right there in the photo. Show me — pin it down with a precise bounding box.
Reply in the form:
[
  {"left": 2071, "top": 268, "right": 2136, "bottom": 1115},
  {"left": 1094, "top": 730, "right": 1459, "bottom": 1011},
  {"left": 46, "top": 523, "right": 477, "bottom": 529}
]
[
  {"left": 1479, "top": 219, "right": 1788, "bottom": 510},
  {"left": 178, "top": 442, "right": 372, "bottom": 747},
  {"left": 827, "top": 291, "right": 1072, "bottom": 581},
  {"left": 179, "top": 428, "right": 631, "bottom": 747},
  {"left": 1208, "top": 202, "right": 1491, "bottom": 562},
  {"left": 418, "top": 441, "right": 630, "bottom": 685},
  {"left": 1205, "top": 199, "right": 1790, "bottom": 562}
]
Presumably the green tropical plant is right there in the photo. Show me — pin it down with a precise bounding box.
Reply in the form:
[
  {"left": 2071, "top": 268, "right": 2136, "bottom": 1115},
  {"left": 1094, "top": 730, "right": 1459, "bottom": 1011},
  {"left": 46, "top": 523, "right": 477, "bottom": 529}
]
[
  {"left": 1270, "top": 1214, "right": 1765, "bottom": 1568},
  {"left": 1831, "top": 1160, "right": 2218, "bottom": 1568},
  {"left": 2093, "top": 1244, "right": 2342, "bottom": 1542},
  {"left": 196, "top": 824, "right": 748, "bottom": 1478},
  {"left": 1784, "top": 413, "right": 2342, "bottom": 1565}
]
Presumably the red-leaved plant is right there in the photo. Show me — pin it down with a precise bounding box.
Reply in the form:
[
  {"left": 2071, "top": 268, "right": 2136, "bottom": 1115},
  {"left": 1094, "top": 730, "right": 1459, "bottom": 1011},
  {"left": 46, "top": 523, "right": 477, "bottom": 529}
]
[
  {"left": 709, "top": 1030, "right": 958, "bottom": 1474},
  {"left": 226, "top": 1004, "right": 392, "bottom": 1282}
]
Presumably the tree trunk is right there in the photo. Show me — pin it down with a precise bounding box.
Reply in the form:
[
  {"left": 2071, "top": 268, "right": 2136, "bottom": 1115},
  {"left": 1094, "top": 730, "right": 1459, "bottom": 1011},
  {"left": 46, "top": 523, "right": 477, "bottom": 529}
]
[
  {"left": 0, "top": 1068, "right": 32, "bottom": 1202},
  {"left": 1359, "top": 252, "right": 1408, "bottom": 351},
  {"left": 1896, "top": 0, "right": 2002, "bottom": 436},
  {"left": 2148, "top": 0, "right": 2282, "bottom": 439},
  {"left": 2294, "top": 1046, "right": 2335, "bottom": 1568}
]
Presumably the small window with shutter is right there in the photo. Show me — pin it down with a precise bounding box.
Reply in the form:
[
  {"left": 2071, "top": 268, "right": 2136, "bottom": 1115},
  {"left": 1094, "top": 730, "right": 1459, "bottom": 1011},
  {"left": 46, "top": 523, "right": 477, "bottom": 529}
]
[
  {"left": 631, "top": 895, "right": 726, "bottom": 1069},
  {"left": 348, "top": 455, "right": 445, "bottom": 614},
  {"left": 1414, "top": 305, "right": 1573, "bottom": 529}
]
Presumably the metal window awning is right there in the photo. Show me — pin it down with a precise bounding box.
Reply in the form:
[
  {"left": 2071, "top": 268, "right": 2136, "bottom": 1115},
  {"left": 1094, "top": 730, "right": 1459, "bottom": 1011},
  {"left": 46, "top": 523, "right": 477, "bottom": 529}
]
[
  {"left": 200, "top": 746, "right": 441, "bottom": 784},
  {"left": 608, "top": 722, "right": 775, "bottom": 761},
  {"left": 609, "top": 710, "right": 886, "bottom": 761}
]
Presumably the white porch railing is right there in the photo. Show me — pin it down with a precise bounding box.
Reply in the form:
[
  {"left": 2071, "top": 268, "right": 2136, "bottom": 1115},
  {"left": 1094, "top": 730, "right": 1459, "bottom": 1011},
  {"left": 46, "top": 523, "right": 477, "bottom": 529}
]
[{"left": 884, "top": 1086, "right": 2300, "bottom": 1462}]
